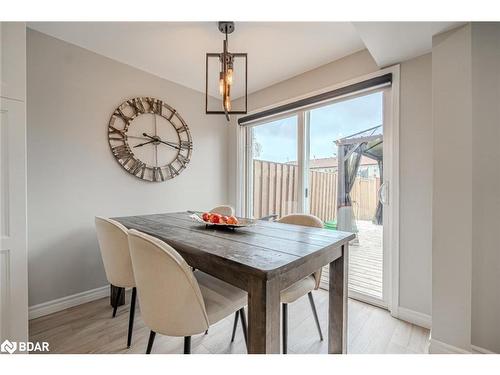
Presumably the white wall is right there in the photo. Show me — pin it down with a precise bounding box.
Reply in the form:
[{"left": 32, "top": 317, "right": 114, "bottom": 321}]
[
  {"left": 27, "top": 29, "right": 228, "bottom": 306},
  {"left": 1, "top": 22, "right": 29, "bottom": 344},
  {"left": 229, "top": 49, "right": 434, "bottom": 320}
]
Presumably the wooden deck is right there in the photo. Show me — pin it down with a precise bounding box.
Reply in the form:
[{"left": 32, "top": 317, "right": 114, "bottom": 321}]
[{"left": 348, "top": 220, "right": 383, "bottom": 299}]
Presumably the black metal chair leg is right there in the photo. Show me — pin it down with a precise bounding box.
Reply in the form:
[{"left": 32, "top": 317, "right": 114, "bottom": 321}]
[
  {"left": 282, "top": 303, "right": 288, "bottom": 354},
  {"left": 127, "top": 287, "right": 137, "bottom": 348},
  {"left": 112, "top": 287, "right": 123, "bottom": 318},
  {"left": 230, "top": 310, "right": 239, "bottom": 342},
  {"left": 184, "top": 336, "right": 191, "bottom": 354},
  {"left": 146, "top": 330, "right": 156, "bottom": 354},
  {"left": 239, "top": 308, "right": 248, "bottom": 351},
  {"left": 308, "top": 292, "right": 323, "bottom": 341}
]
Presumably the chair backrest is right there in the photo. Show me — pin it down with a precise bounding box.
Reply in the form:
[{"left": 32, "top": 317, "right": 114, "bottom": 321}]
[
  {"left": 127, "top": 229, "right": 209, "bottom": 336},
  {"left": 95, "top": 217, "right": 135, "bottom": 288},
  {"left": 210, "top": 205, "right": 234, "bottom": 217},
  {"left": 277, "top": 213, "right": 324, "bottom": 228},
  {"left": 277, "top": 214, "right": 324, "bottom": 288}
]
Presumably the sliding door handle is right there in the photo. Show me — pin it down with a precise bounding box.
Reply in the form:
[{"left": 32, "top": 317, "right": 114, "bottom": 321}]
[{"left": 378, "top": 181, "right": 389, "bottom": 205}]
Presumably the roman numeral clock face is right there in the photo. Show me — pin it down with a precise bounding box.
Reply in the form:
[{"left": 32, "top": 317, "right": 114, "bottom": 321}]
[{"left": 108, "top": 97, "right": 192, "bottom": 182}]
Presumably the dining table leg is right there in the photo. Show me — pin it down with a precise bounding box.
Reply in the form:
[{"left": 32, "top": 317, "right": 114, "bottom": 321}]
[
  {"left": 110, "top": 284, "right": 125, "bottom": 308},
  {"left": 247, "top": 276, "right": 281, "bottom": 354},
  {"left": 328, "top": 243, "right": 349, "bottom": 354}
]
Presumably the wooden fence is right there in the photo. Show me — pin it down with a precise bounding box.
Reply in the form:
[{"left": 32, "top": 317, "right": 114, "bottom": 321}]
[
  {"left": 252, "top": 160, "right": 380, "bottom": 222},
  {"left": 252, "top": 160, "right": 299, "bottom": 219}
]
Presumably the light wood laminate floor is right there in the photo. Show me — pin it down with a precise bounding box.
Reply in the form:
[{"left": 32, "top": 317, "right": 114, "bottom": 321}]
[{"left": 29, "top": 289, "right": 430, "bottom": 354}]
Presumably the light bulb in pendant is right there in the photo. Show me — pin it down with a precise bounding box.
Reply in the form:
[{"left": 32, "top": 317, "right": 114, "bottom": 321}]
[
  {"left": 224, "top": 95, "right": 231, "bottom": 112},
  {"left": 219, "top": 71, "right": 224, "bottom": 96}
]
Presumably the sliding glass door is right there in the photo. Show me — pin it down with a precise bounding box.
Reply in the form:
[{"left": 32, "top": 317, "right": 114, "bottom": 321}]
[
  {"left": 307, "top": 92, "right": 385, "bottom": 306},
  {"left": 245, "top": 87, "right": 390, "bottom": 308}
]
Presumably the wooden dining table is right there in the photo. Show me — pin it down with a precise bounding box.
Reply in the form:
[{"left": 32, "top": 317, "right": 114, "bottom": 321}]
[{"left": 113, "top": 211, "right": 355, "bottom": 354}]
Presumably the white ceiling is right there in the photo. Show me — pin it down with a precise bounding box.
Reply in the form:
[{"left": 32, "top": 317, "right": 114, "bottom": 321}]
[
  {"left": 28, "top": 22, "right": 365, "bottom": 98},
  {"left": 28, "top": 22, "right": 464, "bottom": 98},
  {"left": 353, "top": 22, "right": 463, "bottom": 67}
]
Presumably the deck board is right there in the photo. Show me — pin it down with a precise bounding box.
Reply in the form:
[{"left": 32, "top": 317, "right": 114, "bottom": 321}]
[
  {"left": 348, "top": 220, "right": 383, "bottom": 299},
  {"left": 320, "top": 220, "right": 383, "bottom": 300}
]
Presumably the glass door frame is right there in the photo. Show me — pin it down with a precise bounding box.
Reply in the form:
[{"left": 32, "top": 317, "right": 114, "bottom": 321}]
[{"left": 238, "top": 67, "right": 400, "bottom": 315}]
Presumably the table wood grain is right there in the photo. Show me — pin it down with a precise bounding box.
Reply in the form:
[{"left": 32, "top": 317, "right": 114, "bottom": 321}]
[{"left": 113, "top": 212, "right": 354, "bottom": 354}]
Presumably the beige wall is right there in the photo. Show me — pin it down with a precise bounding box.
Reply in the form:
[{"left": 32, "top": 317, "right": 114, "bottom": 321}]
[
  {"left": 399, "top": 53, "right": 433, "bottom": 316},
  {"left": 431, "top": 24, "right": 473, "bottom": 352},
  {"left": 470, "top": 23, "right": 500, "bottom": 354},
  {"left": 241, "top": 50, "right": 378, "bottom": 112},
  {"left": 431, "top": 23, "right": 500, "bottom": 354},
  {"left": 229, "top": 49, "right": 434, "bottom": 319},
  {"left": 27, "top": 30, "right": 228, "bottom": 306}
]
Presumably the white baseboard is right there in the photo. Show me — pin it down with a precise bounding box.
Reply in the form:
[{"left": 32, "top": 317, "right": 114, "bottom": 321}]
[
  {"left": 396, "top": 306, "right": 432, "bottom": 329},
  {"left": 471, "top": 345, "right": 497, "bottom": 354},
  {"left": 29, "top": 285, "right": 110, "bottom": 320},
  {"left": 429, "top": 338, "right": 471, "bottom": 354}
]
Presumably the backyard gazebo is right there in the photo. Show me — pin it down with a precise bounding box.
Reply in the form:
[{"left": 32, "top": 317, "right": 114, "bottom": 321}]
[{"left": 335, "top": 125, "right": 383, "bottom": 234}]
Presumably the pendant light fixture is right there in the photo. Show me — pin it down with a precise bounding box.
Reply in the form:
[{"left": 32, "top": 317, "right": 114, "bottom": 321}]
[{"left": 205, "top": 21, "right": 247, "bottom": 121}]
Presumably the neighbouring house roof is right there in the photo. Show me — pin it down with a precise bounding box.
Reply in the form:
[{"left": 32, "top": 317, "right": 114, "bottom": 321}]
[
  {"left": 280, "top": 126, "right": 383, "bottom": 168},
  {"left": 278, "top": 156, "right": 377, "bottom": 168},
  {"left": 308, "top": 155, "right": 378, "bottom": 169},
  {"left": 257, "top": 126, "right": 384, "bottom": 167}
]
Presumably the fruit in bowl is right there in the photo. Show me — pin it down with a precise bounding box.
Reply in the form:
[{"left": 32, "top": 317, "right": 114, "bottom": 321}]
[
  {"left": 200, "top": 212, "right": 239, "bottom": 225},
  {"left": 226, "top": 216, "right": 238, "bottom": 225},
  {"left": 209, "top": 213, "right": 221, "bottom": 224}
]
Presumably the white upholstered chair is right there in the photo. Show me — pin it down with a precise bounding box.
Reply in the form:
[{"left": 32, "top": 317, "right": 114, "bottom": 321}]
[
  {"left": 95, "top": 216, "right": 137, "bottom": 348},
  {"left": 209, "top": 204, "right": 249, "bottom": 342},
  {"left": 127, "top": 229, "right": 248, "bottom": 354},
  {"left": 210, "top": 205, "right": 235, "bottom": 217},
  {"left": 277, "top": 214, "right": 324, "bottom": 354}
]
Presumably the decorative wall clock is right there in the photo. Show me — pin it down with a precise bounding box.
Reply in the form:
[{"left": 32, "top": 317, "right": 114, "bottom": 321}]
[{"left": 108, "top": 97, "right": 192, "bottom": 182}]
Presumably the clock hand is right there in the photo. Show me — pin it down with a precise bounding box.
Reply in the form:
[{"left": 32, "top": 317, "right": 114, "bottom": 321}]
[
  {"left": 157, "top": 139, "right": 181, "bottom": 151},
  {"left": 127, "top": 135, "right": 151, "bottom": 141},
  {"left": 133, "top": 140, "right": 155, "bottom": 148},
  {"left": 142, "top": 133, "right": 181, "bottom": 151},
  {"left": 142, "top": 133, "right": 157, "bottom": 141}
]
